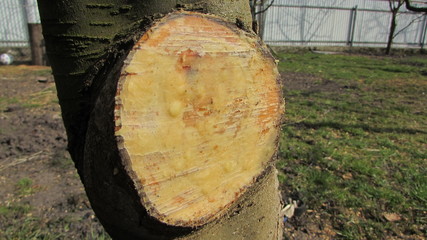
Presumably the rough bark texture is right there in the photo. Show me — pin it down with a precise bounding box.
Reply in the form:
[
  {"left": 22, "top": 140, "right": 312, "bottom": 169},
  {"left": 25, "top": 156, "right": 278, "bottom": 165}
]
[
  {"left": 37, "top": 1, "right": 283, "bottom": 239},
  {"left": 28, "top": 23, "right": 46, "bottom": 65}
]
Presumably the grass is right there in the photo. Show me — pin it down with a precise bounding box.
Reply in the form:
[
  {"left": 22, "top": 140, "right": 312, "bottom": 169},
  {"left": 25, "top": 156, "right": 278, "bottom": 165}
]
[
  {"left": 277, "top": 52, "right": 427, "bottom": 239},
  {"left": 0, "top": 203, "right": 109, "bottom": 240},
  {"left": 16, "top": 178, "right": 35, "bottom": 196},
  {"left": 0, "top": 164, "right": 109, "bottom": 239},
  {"left": 279, "top": 53, "right": 427, "bottom": 83},
  {"left": 0, "top": 65, "right": 56, "bottom": 111},
  {"left": 1, "top": 54, "right": 425, "bottom": 239}
]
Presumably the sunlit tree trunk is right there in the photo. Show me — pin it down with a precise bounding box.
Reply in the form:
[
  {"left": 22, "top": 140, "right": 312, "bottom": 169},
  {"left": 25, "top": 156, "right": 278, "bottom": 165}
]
[{"left": 37, "top": 1, "right": 283, "bottom": 239}]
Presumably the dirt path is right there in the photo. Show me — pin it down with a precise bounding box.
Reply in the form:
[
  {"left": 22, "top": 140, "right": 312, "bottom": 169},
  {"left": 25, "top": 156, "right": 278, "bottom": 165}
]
[{"left": 0, "top": 66, "right": 107, "bottom": 239}]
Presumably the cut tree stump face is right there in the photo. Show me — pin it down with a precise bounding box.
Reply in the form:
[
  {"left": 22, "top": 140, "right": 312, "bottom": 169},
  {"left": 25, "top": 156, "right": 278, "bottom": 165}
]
[{"left": 114, "top": 12, "right": 282, "bottom": 227}]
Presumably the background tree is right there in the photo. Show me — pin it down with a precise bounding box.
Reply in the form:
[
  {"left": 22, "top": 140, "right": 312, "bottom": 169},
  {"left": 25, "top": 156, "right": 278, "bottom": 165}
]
[
  {"left": 386, "top": 0, "right": 426, "bottom": 54},
  {"left": 386, "top": 0, "right": 406, "bottom": 54},
  {"left": 249, "top": 0, "right": 275, "bottom": 36},
  {"left": 36, "top": 0, "right": 283, "bottom": 239}
]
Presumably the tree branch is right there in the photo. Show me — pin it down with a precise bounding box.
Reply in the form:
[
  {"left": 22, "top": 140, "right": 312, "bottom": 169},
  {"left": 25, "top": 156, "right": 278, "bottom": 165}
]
[
  {"left": 405, "top": 0, "right": 427, "bottom": 12},
  {"left": 255, "top": 0, "right": 275, "bottom": 15},
  {"left": 393, "top": 13, "right": 425, "bottom": 38},
  {"left": 389, "top": 0, "right": 406, "bottom": 11},
  {"left": 389, "top": 0, "right": 396, "bottom": 10}
]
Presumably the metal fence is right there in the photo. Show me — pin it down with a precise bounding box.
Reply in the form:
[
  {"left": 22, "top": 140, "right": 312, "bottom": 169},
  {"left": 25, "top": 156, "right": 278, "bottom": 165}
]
[
  {"left": 0, "top": 0, "right": 40, "bottom": 48},
  {"left": 1, "top": 0, "right": 427, "bottom": 49},
  {"left": 262, "top": 3, "right": 427, "bottom": 48}
]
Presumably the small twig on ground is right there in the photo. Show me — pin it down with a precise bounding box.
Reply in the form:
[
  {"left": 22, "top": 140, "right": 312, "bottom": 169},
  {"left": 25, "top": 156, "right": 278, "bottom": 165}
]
[{"left": 0, "top": 151, "right": 45, "bottom": 171}]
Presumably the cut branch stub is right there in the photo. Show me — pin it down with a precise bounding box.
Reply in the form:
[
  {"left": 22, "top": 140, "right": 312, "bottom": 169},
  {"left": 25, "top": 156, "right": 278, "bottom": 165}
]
[{"left": 114, "top": 12, "right": 283, "bottom": 227}]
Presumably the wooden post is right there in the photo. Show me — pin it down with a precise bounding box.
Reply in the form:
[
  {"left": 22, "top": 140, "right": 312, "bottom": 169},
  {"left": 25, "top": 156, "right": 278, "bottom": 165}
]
[{"left": 28, "top": 23, "right": 46, "bottom": 65}]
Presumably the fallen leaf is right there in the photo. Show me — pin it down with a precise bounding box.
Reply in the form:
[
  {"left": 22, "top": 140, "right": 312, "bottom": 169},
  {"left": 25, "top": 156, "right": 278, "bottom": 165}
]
[
  {"left": 342, "top": 172, "right": 353, "bottom": 180},
  {"left": 383, "top": 212, "right": 401, "bottom": 222}
]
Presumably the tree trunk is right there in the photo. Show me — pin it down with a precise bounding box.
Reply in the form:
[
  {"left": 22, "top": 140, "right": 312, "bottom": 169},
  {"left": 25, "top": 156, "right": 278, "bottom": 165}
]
[
  {"left": 386, "top": 0, "right": 405, "bottom": 55},
  {"left": 386, "top": 10, "right": 398, "bottom": 55},
  {"left": 28, "top": 23, "right": 46, "bottom": 65},
  {"left": 37, "top": 1, "right": 283, "bottom": 239}
]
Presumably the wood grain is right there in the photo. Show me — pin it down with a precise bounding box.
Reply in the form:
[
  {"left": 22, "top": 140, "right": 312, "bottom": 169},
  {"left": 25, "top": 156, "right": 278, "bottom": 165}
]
[{"left": 114, "top": 12, "right": 283, "bottom": 227}]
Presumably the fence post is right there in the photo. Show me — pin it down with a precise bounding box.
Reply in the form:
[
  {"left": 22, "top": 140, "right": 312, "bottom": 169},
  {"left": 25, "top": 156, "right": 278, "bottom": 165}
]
[
  {"left": 28, "top": 23, "right": 45, "bottom": 65},
  {"left": 347, "top": 5, "right": 358, "bottom": 47},
  {"left": 24, "top": 0, "right": 46, "bottom": 65},
  {"left": 420, "top": 14, "right": 427, "bottom": 49}
]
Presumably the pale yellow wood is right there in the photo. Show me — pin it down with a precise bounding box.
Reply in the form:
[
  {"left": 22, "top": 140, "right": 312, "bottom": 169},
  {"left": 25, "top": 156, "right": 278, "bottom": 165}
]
[{"left": 114, "top": 12, "right": 282, "bottom": 227}]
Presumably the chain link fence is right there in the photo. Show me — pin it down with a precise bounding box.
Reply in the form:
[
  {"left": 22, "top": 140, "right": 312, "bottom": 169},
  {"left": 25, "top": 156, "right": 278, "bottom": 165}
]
[
  {"left": 0, "top": 0, "right": 40, "bottom": 48},
  {"left": 261, "top": 0, "right": 427, "bottom": 48},
  {"left": 1, "top": 0, "right": 426, "bottom": 49}
]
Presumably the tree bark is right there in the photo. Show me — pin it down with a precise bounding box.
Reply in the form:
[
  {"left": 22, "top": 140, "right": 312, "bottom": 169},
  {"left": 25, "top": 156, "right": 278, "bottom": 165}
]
[
  {"left": 28, "top": 23, "right": 46, "bottom": 65},
  {"left": 386, "top": 9, "right": 398, "bottom": 55},
  {"left": 37, "top": 1, "right": 283, "bottom": 239},
  {"left": 386, "top": 0, "right": 405, "bottom": 55}
]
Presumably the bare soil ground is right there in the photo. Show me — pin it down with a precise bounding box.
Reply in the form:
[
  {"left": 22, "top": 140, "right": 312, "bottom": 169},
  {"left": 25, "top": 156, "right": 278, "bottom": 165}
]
[
  {"left": 1, "top": 65, "right": 402, "bottom": 239},
  {"left": 0, "top": 66, "right": 106, "bottom": 239}
]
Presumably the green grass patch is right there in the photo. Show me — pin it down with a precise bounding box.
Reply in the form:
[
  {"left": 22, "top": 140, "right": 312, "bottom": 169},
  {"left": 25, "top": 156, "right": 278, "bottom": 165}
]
[
  {"left": 16, "top": 178, "right": 36, "bottom": 196},
  {"left": 0, "top": 86, "right": 58, "bottom": 111},
  {"left": 0, "top": 97, "right": 19, "bottom": 110},
  {"left": 278, "top": 52, "right": 427, "bottom": 239},
  {"left": 278, "top": 52, "right": 427, "bottom": 83},
  {"left": 0, "top": 204, "right": 32, "bottom": 217},
  {"left": 0, "top": 203, "right": 110, "bottom": 240},
  {"left": 34, "top": 69, "right": 53, "bottom": 76}
]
